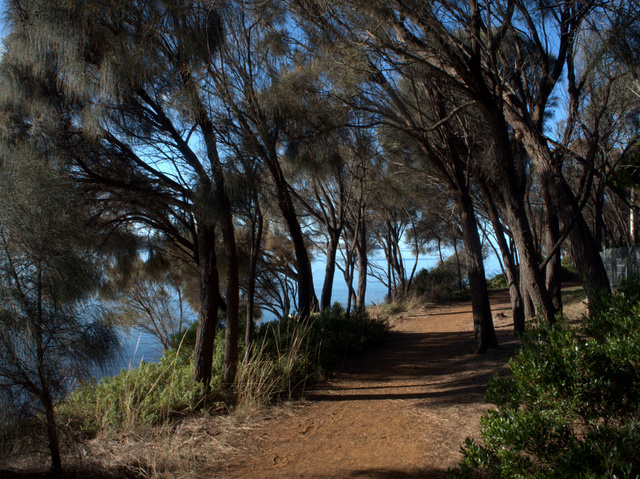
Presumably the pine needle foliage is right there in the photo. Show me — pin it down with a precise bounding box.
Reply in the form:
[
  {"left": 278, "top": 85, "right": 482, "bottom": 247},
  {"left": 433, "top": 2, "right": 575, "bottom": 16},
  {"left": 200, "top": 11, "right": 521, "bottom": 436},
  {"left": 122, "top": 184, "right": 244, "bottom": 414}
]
[{"left": 0, "top": 136, "right": 118, "bottom": 472}]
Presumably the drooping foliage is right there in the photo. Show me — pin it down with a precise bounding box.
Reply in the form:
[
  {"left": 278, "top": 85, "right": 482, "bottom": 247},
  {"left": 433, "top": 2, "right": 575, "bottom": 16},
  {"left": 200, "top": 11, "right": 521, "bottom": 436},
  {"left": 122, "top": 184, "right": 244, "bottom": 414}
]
[{"left": 0, "top": 140, "right": 118, "bottom": 472}]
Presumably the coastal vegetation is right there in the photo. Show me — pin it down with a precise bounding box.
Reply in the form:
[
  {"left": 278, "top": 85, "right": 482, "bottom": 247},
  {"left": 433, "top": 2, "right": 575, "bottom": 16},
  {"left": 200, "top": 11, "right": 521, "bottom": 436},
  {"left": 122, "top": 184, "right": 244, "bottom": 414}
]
[
  {"left": 455, "top": 278, "right": 640, "bottom": 478},
  {"left": 0, "top": 0, "right": 639, "bottom": 475}
]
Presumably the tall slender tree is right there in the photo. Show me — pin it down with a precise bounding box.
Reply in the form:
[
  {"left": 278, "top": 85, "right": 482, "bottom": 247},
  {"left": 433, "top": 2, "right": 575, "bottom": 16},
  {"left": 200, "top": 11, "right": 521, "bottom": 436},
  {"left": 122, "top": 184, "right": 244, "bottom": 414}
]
[{"left": 0, "top": 130, "right": 117, "bottom": 473}]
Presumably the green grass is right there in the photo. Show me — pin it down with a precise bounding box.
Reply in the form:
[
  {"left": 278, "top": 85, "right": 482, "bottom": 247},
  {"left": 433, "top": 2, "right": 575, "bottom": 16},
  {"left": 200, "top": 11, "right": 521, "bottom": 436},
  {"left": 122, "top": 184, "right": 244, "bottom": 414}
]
[{"left": 59, "top": 303, "right": 389, "bottom": 434}]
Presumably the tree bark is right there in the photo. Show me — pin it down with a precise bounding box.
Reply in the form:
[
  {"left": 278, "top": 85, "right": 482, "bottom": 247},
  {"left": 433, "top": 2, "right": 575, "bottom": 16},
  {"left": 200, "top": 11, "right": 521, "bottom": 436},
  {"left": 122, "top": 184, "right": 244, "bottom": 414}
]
[
  {"left": 543, "top": 204, "right": 563, "bottom": 315},
  {"left": 501, "top": 190, "right": 555, "bottom": 321},
  {"left": 455, "top": 191, "right": 499, "bottom": 352},
  {"left": 37, "top": 335, "right": 62, "bottom": 474},
  {"left": 245, "top": 203, "right": 263, "bottom": 360},
  {"left": 222, "top": 214, "right": 240, "bottom": 388},
  {"left": 355, "top": 211, "right": 368, "bottom": 309},
  {"left": 479, "top": 180, "right": 525, "bottom": 334},
  {"left": 193, "top": 222, "right": 221, "bottom": 388},
  {"left": 537, "top": 162, "right": 610, "bottom": 302},
  {"left": 320, "top": 227, "right": 341, "bottom": 310},
  {"left": 263, "top": 153, "right": 318, "bottom": 320},
  {"left": 485, "top": 122, "right": 556, "bottom": 322}
]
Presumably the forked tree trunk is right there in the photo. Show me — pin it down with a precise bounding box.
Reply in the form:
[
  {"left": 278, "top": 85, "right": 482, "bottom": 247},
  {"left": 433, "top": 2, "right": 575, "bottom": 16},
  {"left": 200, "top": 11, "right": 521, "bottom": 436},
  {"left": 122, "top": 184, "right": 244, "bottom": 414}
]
[
  {"left": 321, "top": 227, "right": 341, "bottom": 311},
  {"left": 245, "top": 204, "right": 263, "bottom": 360},
  {"left": 264, "top": 152, "right": 318, "bottom": 320},
  {"left": 518, "top": 133, "right": 610, "bottom": 304},
  {"left": 37, "top": 335, "right": 62, "bottom": 474},
  {"left": 502, "top": 193, "right": 555, "bottom": 322},
  {"left": 479, "top": 180, "right": 525, "bottom": 334},
  {"left": 544, "top": 207, "right": 563, "bottom": 315}
]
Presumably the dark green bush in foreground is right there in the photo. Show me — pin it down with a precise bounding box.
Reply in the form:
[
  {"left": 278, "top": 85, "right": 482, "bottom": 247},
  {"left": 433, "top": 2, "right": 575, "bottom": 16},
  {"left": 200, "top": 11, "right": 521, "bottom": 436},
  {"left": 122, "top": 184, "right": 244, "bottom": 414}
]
[{"left": 453, "top": 278, "right": 640, "bottom": 478}]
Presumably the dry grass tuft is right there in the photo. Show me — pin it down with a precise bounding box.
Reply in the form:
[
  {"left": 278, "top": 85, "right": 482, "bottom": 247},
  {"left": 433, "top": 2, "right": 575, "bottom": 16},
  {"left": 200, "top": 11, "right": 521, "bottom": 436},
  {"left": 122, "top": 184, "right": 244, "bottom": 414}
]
[
  {"left": 367, "top": 296, "right": 432, "bottom": 327},
  {"left": 236, "top": 323, "right": 311, "bottom": 410},
  {"left": 72, "top": 412, "right": 265, "bottom": 479}
]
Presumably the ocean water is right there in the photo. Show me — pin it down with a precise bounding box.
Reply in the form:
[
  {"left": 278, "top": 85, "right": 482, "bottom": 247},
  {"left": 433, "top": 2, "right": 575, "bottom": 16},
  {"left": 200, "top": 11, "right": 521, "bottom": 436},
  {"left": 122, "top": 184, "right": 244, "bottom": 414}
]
[{"left": 105, "top": 251, "right": 502, "bottom": 376}]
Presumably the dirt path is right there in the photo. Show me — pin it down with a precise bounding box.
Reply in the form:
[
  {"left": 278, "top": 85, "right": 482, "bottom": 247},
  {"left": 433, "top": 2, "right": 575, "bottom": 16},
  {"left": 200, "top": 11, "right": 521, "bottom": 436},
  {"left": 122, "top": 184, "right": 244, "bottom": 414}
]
[{"left": 220, "top": 292, "right": 518, "bottom": 478}]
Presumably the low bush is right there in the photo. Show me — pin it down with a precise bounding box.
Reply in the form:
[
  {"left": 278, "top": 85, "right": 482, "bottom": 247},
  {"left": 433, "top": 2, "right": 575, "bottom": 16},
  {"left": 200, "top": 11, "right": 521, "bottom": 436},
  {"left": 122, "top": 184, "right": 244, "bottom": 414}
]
[
  {"left": 253, "top": 303, "right": 389, "bottom": 379},
  {"left": 62, "top": 339, "right": 214, "bottom": 433},
  {"left": 453, "top": 277, "right": 640, "bottom": 478},
  {"left": 413, "top": 267, "right": 469, "bottom": 303},
  {"left": 62, "top": 303, "right": 389, "bottom": 432},
  {"left": 486, "top": 273, "right": 507, "bottom": 290}
]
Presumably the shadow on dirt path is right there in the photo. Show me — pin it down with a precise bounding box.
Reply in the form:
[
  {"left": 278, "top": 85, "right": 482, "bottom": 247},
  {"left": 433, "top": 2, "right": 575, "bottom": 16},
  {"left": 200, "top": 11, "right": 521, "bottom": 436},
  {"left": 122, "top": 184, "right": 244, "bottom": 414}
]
[{"left": 222, "top": 291, "right": 518, "bottom": 479}]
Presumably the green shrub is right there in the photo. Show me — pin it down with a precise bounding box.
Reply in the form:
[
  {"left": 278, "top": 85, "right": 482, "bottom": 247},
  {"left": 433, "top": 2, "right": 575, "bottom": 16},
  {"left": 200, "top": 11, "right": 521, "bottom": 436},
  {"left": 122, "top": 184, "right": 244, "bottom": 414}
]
[
  {"left": 254, "top": 303, "right": 389, "bottom": 378},
  {"left": 413, "top": 267, "right": 469, "bottom": 303},
  {"left": 63, "top": 304, "right": 388, "bottom": 431},
  {"left": 62, "top": 337, "right": 221, "bottom": 432},
  {"left": 309, "top": 304, "right": 389, "bottom": 371},
  {"left": 560, "top": 255, "right": 581, "bottom": 282},
  {"left": 237, "top": 321, "right": 313, "bottom": 407},
  {"left": 453, "top": 277, "right": 640, "bottom": 478},
  {"left": 486, "top": 273, "right": 507, "bottom": 290}
]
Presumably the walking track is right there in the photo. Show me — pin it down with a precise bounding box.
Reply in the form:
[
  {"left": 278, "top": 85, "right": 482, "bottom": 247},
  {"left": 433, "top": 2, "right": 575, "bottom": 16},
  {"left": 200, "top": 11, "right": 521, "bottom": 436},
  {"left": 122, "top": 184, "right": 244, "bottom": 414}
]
[{"left": 221, "top": 291, "right": 518, "bottom": 478}]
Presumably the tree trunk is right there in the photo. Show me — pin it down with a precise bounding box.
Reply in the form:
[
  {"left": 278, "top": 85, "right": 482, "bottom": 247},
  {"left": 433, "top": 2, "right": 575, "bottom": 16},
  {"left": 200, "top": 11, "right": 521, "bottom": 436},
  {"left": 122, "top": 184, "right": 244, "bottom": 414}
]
[
  {"left": 222, "top": 220, "right": 240, "bottom": 388},
  {"left": 245, "top": 205, "right": 263, "bottom": 360},
  {"left": 41, "top": 386, "right": 62, "bottom": 474},
  {"left": 193, "top": 222, "right": 221, "bottom": 388},
  {"left": 544, "top": 206, "right": 562, "bottom": 315},
  {"left": 320, "top": 228, "right": 341, "bottom": 311},
  {"left": 630, "top": 188, "right": 636, "bottom": 246},
  {"left": 503, "top": 196, "right": 555, "bottom": 321},
  {"left": 355, "top": 212, "right": 368, "bottom": 309},
  {"left": 34, "top": 269, "right": 62, "bottom": 474},
  {"left": 538, "top": 165, "right": 610, "bottom": 301},
  {"left": 195, "top": 96, "right": 240, "bottom": 388},
  {"left": 455, "top": 191, "right": 499, "bottom": 352},
  {"left": 37, "top": 335, "right": 62, "bottom": 474},
  {"left": 264, "top": 153, "right": 318, "bottom": 320},
  {"left": 452, "top": 236, "right": 463, "bottom": 291},
  {"left": 480, "top": 180, "right": 525, "bottom": 334}
]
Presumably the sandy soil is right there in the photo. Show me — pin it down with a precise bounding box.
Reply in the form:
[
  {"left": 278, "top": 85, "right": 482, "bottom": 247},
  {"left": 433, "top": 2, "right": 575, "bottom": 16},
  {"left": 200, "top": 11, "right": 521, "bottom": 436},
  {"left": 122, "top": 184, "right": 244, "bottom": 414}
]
[{"left": 215, "top": 290, "right": 520, "bottom": 479}]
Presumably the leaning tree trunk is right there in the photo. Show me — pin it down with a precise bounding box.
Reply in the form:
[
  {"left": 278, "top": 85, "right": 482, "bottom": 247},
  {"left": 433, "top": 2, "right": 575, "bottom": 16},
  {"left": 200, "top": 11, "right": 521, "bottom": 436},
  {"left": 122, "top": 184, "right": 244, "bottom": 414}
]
[
  {"left": 245, "top": 204, "right": 263, "bottom": 360},
  {"left": 522, "top": 137, "right": 610, "bottom": 303},
  {"left": 221, "top": 215, "right": 240, "bottom": 388},
  {"left": 264, "top": 151, "right": 318, "bottom": 320},
  {"left": 486, "top": 125, "right": 556, "bottom": 323},
  {"left": 193, "top": 222, "right": 222, "bottom": 388},
  {"left": 538, "top": 165, "right": 610, "bottom": 302},
  {"left": 200, "top": 117, "right": 240, "bottom": 388},
  {"left": 471, "top": 87, "right": 556, "bottom": 322},
  {"left": 543, "top": 204, "right": 563, "bottom": 315},
  {"left": 321, "top": 227, "right": 341, "bottom": 311},
  {"left": 501, "top": 189, "right": 555, "bottom": 322},
  {"left": 36, "top": 329, "right": 62, "bottom": 474},
  {"left": 479, "top": 180, "right": 525, "bottom": 334}
]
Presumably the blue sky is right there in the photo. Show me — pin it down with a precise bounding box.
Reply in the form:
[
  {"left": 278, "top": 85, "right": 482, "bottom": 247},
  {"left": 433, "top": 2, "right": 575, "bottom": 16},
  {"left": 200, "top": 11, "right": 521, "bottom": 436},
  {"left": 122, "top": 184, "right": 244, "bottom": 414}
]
[{"left": 0, "top": 1, "right": 6, "bottom": 40}]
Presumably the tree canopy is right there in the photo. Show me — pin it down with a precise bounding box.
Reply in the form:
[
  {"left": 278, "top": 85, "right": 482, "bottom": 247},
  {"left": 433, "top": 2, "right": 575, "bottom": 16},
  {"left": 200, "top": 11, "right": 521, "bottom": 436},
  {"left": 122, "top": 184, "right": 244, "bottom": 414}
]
[{"left": 2, "top": 0, "right": 639, "bottom": 442}]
